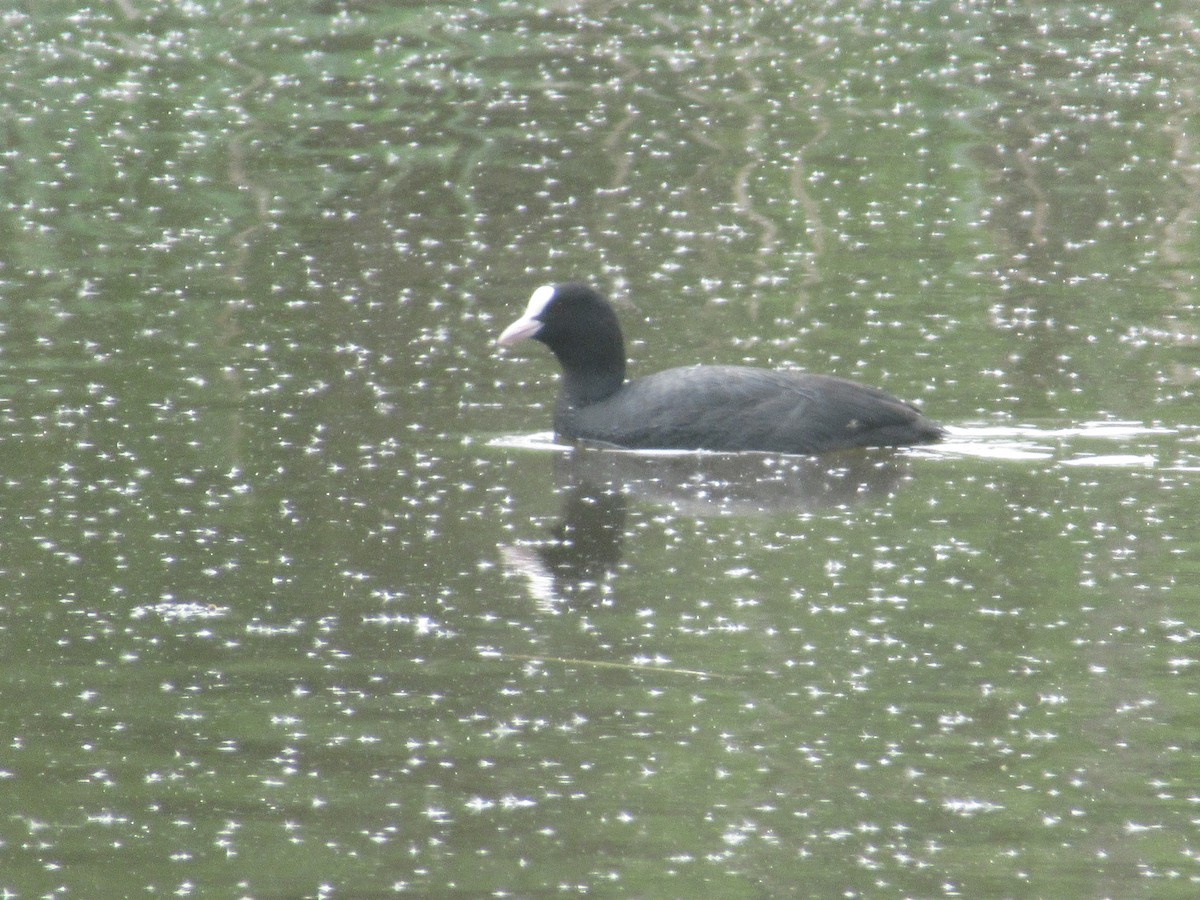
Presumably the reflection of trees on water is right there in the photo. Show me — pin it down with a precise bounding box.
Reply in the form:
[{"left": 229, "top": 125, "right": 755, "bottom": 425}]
[{"left": 965, "top": 7, "right": 1200, "bottom": 411}]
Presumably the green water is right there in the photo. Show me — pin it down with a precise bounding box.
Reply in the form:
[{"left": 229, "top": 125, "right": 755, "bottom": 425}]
[{"left": 2, "top": 2, "right": 1198, "bottom": 897}]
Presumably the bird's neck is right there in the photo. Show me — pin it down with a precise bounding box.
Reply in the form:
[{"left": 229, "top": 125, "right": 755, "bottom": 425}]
[{"left": 559, "top": 364, "right": 624, "bottom": 407}]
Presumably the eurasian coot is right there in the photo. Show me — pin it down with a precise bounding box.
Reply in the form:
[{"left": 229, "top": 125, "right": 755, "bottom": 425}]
[{"left": 497, "top": 283, "right": 944, "bottom": 454}]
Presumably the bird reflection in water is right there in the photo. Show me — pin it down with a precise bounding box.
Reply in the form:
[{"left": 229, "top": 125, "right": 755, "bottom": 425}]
[{"left": 500, "top": 446, "right": 911, "bottom": 611}]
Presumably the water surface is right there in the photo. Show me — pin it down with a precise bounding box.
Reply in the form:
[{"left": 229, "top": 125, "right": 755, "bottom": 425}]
[{"left": 2, "top": 2, "right": 1199, "bottom": 896}]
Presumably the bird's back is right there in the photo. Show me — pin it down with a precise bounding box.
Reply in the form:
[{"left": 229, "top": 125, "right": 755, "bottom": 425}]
[{"left": 557, "top": 365, "right": 942, "bottom": 454}]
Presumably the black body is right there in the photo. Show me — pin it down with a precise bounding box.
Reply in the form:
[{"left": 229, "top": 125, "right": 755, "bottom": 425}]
[{"left": 499, "top": 283, "right": 944, "bottom": 454}]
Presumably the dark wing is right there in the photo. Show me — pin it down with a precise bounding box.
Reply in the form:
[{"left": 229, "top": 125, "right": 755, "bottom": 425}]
[{"left": 569, "top": 365, "right": 941, "bottom": 453}]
